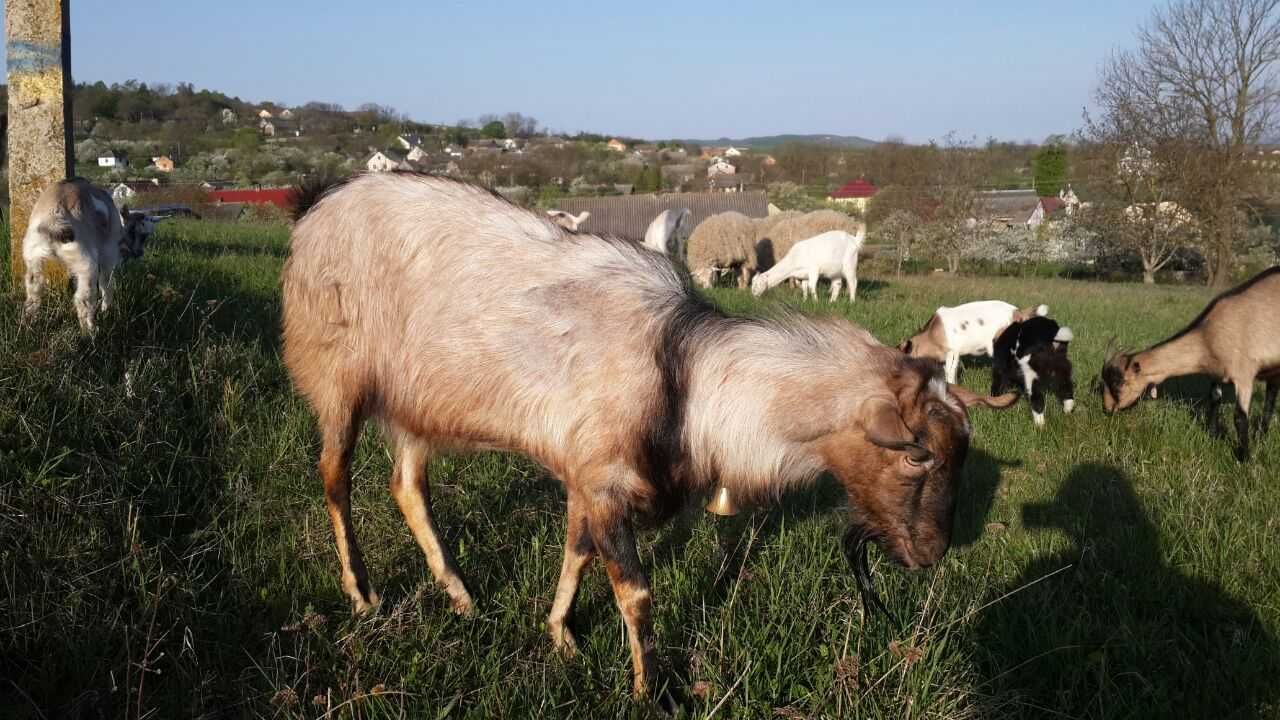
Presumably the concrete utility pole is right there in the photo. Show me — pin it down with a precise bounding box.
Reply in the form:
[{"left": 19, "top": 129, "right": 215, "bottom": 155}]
[{"left": 6, "top": 0, "right": 73, "bottom": 287}]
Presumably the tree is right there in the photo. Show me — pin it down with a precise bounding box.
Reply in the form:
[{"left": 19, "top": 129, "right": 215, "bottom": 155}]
[
  {"left": 1032, "top": 144, "right": 1068, "bottom": 196},
  {"left": 1096, "top": 0, "right": 1280, "bottom": 287},
  {"left": 877, "top": 210, "right": 923, "bottom": 276},
  {"left": 481, "top": 120, "right": 507, "bottom": 139}
]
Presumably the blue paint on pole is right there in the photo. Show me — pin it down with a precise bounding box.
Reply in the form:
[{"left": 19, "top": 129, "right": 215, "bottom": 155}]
[{"left": 7, "top": 39, "right": 62, "bottom": 74}]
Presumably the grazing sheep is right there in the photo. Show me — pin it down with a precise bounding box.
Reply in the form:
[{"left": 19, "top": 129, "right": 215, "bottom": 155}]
[
  {"left": 750, "top": 229, "right": 865, "bottom": 302},
  {"left": 1102, "top": 266, "right": 1280, "bottom": 461},
  {"left": 281, "top": 172, "right": 1017, "bottom": 698},
  {"left": 642, "top": 207, "right": 692, "bottom": 258},
  {"left": 22, "top": 178, "right": 154, "bottom": 333},
  {"left": 685, "top": 210, "right": 757, "bottom": 287},
  {"left": 901, "top": 301, "right": 1050, "bottom": 383},
  {"left": 547, "top": 209, "right": 590, "bottom": 231},
  {"left": 991, "top": 316, "right": 1076, "bottom": 426}
]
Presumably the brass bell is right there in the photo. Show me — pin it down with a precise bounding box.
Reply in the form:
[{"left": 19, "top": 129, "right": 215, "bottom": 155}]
[{"left": 705, "top": 486, "right": 739, "bottom": 516}]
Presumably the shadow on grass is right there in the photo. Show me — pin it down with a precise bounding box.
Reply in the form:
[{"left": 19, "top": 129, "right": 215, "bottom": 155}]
[{"left": 972, "top": 462, "right": 1279, "bottom": 717}]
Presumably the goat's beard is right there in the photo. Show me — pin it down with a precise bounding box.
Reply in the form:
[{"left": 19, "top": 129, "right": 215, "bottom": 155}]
[{"left": 843, "top": 526, "right": 901, "bottom": 629}]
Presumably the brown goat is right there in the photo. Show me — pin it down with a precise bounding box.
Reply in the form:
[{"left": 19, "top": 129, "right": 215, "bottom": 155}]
[
  {"left": 280, "top": 172, "right": 1016, "bottom": 697},
  {"left": 1102, "top": 267, "right": 1280, "bottom": 461}
]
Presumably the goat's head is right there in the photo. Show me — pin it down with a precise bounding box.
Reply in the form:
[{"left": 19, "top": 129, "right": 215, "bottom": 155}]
[
  {"left": 749, "top": 272, "right": 770, "bottom": 297},
  {"left": 824, "top": 359, "right": 1018, "bottom": 576},
  {"left": 1100, "top": 349, "right": 1146, "bottom": 413},
  {"left": 120, "top": 206, "right": 155, "bottom": 261}
]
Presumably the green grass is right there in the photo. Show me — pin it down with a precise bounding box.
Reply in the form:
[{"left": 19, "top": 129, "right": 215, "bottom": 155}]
[{"left": 2, "top": 220, "right": 1278, "bottom": 719}]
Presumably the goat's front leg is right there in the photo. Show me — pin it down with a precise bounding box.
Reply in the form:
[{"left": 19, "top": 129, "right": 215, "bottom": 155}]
[
  {"left": 1206, "top": 383, "right": 1225, "bottom": 438},
  {"left": 548, "top": 492, "right": 593, "bottom": 656},
  {"left": 588, "top": 493, "right": 656, "bottom": 698},
  {"left": 1233, "top": 380, "right": 1254, "bottom": 462},
  {"left": 828, "top": 278, "right": 843, "bottom": 303},
  {"left": 944, "top": 352, "right": 961, "bottom": 384},
  {"left": 1028, "top": 378, "right": 1047, "bottom": 427}
]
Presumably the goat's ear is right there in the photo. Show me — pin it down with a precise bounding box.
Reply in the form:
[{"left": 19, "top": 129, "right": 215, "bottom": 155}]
[
  {"left": 948, "top": 384, "right": 1019, "bottom": 410},
  {"left": 860, "top": 399, "right": 932, "bottom": 462},
  {"left": 120, "top": 205, "right": 130, "bottom": 219},
  {"left": 899, "top": 339, "right": 913, "bottom": 354}
]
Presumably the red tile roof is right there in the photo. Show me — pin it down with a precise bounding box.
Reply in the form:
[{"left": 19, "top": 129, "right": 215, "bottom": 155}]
[
  {"left": 830, "top": 177, "right": 879, "bottom": 199},
  {"left": 210, "top": 188, "right": 294, "bottom": 208},
  {"left": 1039, "top": 196, "right": 1065, "bottom": 214}
]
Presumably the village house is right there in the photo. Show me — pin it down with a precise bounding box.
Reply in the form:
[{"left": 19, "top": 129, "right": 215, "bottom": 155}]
[
  {"left": 761, "top": 154, "right": 777, "bottom": 166},
  {"left": 258, "top": 108, "right": 273, "bottom": 119},
  {"left": 974, "top": 189, "right": 1074, "bottom": 229},
  {"left": 366, "top": 149, "right": 409, "bottom": 172},
  {"left": 828, "top": 177, "right": 879, "bottom": 212},
  {"left": 279, "top": 108, "right": 294, "bottom": 119},
  {"left": 707, "top": 159, "right": 736, "bottom": 177},
  {"left": 220, "top": 108, "right": 236, "bottom": 124},
  {"left": 724, "top": 146, "right": 743, "bottom": 157},
  {"left": 709, "top": 175, "right": 747, "bottom": 192},
  {"left": 98, "top": 154, "right": 127, "bottom": 169},
  {"left": 110, "top": 179, "right": 160, "bottom": 203},
  {"left": 406, "top": 145, "right": 429, "bottom": 163},
  {"left": 150, "top": 156, "right": 175, "bottom": 173},
  {"left": 397, "top": 134, "right": 425, "bottom": 151},
  {"left": 259, "top": 119, "right": 276, "bottom": 136},
  {"left": 607, "top": 138, "right": 627, "bottom": 153}
]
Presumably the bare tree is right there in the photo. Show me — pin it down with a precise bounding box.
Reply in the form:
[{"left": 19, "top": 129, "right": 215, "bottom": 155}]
[
  {"left": 877, "top": 209, "right": 923, "bottom": 276},
  {"left": 924, "top": 134, "right": 983, "bottom": 273},
  {"left": 1096, "top": 0, "right": 1280, "bottom": 286}
]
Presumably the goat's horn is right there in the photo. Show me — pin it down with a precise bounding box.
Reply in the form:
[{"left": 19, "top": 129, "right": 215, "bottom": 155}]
[{"left": 866, "top": 435, "right": 933, "bottom": 463}]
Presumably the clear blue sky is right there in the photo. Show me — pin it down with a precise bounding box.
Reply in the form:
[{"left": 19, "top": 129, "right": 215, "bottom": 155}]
[{"left": 5, "top": 1, "right": 1155, "bottom": 142}]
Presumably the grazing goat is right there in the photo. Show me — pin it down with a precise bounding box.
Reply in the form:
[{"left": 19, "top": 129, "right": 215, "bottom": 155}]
[
  {"left": 281, "top": 172, "right": 1017, "bottom": 698},
  {"left": 547, "top": 209, "right": 590, "bottom": 231},
  {"left": 1102, "top": 266, "right": 1280, "bottom": 461},
  {"left": 901, "top": 301, "right": 1049, "bottom": 383},
  {"left": 642, "top": 207, "right": 692, "bottom": 258},
  {"left": 22, "top": 178, "right": 154, "bottom": 332},
  {"left": 750, "top": 229, "right": 865, "bottom": 302},
  {"left": 991, "top": 316, "right": 1075, "bottom": 427}
]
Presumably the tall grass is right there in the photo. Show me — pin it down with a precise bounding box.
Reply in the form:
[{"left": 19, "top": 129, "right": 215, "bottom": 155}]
[{"left": 2, "top": 220, "right": 1277, "bottom": 718}]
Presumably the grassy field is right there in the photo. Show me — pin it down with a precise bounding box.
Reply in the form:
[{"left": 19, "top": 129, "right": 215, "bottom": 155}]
[{"left": 2, "top": 220, "right": 1278, "bottom": 719}]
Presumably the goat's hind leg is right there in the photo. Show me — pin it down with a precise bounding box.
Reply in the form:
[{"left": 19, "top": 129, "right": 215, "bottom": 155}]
[
  {"left": 320, "top": 409, "right": 380, "bottom": 613},
  {"left": 1258, "top": 378, "right": 1279, "bottom": 438},
  {"left": 389, "top": 431, "right": 473, "bottom": 614},
  {"left": 548, "top": 492, "right": 594, "bottom": 656},
  {"left": 587, "top": 484, "right": 657, "bottom": 698}
]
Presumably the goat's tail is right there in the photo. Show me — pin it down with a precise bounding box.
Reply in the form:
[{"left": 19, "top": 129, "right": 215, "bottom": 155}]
[
  {"left": 1053, "top": 326, "right": 1074, "bottom": 351},
  {"left": 289, "top": 172, "right": 351, "bottom": 223},
  {"left": 39, "top": 214, "right": 75, "bottom": 244},
  {"left": 1014, "top": 303, "right": 1050, "bottom": 322}
]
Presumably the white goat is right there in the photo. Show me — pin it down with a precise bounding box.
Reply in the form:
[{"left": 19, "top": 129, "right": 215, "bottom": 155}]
[
  {"left": 22, "top": 178, "right": 153, "bottom": 332},
  {"left": 547, "top": 209, "right": 590, "bottom": 231},
  {"left": 901, "top": 301, "right": 1049, "bottom": 384},
  {"left": 642, "top": 208, "right": 692, "bottom": 258},
  {"left": 750, "top": 229, "right": 864, "bottom": 302}
]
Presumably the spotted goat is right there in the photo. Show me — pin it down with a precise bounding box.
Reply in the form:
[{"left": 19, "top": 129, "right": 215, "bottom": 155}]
[
  {"left": 22, "top": 178, "right": 153, "bottom": 333},
  {"left": 991, "top": 315, "right": 1075, "bottom": 426}
]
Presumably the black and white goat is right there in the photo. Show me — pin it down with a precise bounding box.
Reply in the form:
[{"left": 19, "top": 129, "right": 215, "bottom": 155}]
[{"left": 991, "top": 316, "right": 1075, "bottom": 426}]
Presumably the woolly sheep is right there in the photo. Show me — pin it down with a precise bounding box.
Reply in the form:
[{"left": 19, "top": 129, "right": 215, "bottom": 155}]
[{"left": 686, "top": 211, "right": 757, "bottom": 288}]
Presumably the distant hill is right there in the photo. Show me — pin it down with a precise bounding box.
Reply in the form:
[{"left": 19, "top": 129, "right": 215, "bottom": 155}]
[{"left": 683, "top": 134, "right": 879, "bottom": 150}]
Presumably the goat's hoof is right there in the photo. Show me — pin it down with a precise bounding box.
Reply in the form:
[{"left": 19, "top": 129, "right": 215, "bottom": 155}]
[
  {"left": 548, "top": 623, "right": 578, "bottom": 658},
  {"left": 449, "top": 592, "right": 474, "bottom": 615},
  {"left": 351, "top": 590, "right": 381, "bottom": 615},
  {"left": 1235, "top": 448, "right": 1251, "bottom": 463},
  {"left": 1032, "top": 413, "right": 1046, "bottom": 428},
  {"left": 1063, "top": 400, "right": 1075, "bottom": 414}
]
